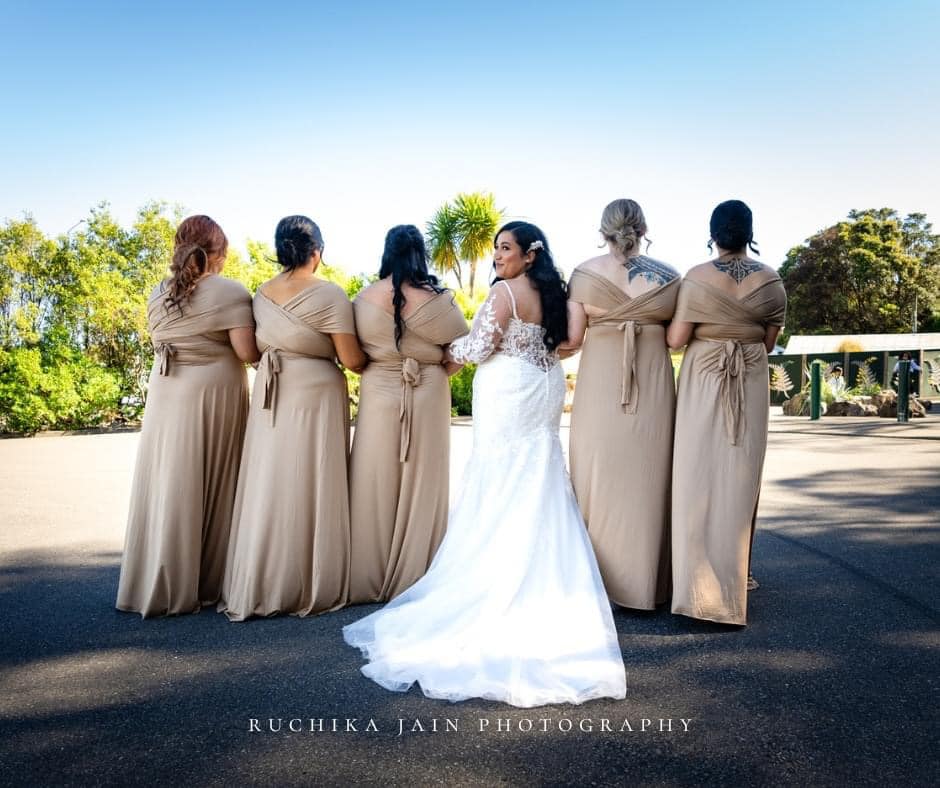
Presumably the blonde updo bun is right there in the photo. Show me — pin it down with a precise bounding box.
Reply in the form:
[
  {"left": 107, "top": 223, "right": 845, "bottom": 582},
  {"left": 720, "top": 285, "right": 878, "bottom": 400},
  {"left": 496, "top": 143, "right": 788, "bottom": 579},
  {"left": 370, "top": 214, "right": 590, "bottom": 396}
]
[{"left": 600, "top": 199, "right": 647, "bottom": 259}]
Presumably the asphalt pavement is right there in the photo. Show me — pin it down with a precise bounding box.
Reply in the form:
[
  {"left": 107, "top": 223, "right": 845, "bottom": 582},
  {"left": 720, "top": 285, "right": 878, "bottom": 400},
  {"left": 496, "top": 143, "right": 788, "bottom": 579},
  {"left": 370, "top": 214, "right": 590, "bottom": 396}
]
[{"left": 0, "top": 416, "right": 937, "bottom": 786}]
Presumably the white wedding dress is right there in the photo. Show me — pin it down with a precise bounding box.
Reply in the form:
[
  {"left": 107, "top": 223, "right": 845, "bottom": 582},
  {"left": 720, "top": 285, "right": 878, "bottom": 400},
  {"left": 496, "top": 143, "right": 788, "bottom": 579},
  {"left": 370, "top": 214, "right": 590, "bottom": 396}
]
[{"left": 343, "top": 281, "right": 626, "bottom": 707}]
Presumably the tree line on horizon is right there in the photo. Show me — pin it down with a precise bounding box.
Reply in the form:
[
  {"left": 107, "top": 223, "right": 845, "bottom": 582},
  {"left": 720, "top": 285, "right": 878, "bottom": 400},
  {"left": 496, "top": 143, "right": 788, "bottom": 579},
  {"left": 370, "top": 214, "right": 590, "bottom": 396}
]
[{"left": 1, "top": 197, "right": 938, "bottom": 433}]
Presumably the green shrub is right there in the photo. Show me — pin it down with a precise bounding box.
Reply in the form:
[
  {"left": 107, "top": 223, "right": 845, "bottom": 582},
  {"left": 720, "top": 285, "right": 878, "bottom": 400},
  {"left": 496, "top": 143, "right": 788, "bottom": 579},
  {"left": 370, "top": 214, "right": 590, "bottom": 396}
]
[
  {"left": 344, "top": 367, "right": 361, "bottom": 421},
  {"left": 0, "top": 346, "right": 122, "bottom": 433},
  {"left": 0, "top": 207, "right": 384, "bottom": 432},
  {"left": 66, "top": 355, "right": 123, "bottom": 426},
  {"left": 449, "top": 364, "right": 475, "bottom": 416},
  {"left": 0, "top": 347, "right": 53, "bottom": 433}
]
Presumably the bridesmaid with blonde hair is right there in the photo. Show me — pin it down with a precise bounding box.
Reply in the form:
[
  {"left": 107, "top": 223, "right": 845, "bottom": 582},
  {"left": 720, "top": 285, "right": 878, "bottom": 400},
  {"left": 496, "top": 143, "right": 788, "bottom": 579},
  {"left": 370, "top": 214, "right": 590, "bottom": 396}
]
[
  {"left": 567, "top": 198, "right": 680, "bottom": 610},
  {"left": 668, "top": 200, "right": 786, "bottom": 625},
  {"left": 117, "top": 215, "right": 259, "bottom": 617},
  {"left": 347, "top": 225, "right": 468, "bottom": 604},
  {"left": 219, "top": 216, "right": 366, "bottom": 621}
]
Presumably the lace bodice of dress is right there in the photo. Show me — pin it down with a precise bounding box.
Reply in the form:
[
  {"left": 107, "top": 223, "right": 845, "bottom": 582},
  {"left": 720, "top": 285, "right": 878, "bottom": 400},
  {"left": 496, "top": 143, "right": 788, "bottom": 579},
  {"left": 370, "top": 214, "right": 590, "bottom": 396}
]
[
  {"left": 499, "top": 317, "right": 558, "bottom": 372},
  {"left": 449, "top": 282, "right": 558, "bottom": 372}
]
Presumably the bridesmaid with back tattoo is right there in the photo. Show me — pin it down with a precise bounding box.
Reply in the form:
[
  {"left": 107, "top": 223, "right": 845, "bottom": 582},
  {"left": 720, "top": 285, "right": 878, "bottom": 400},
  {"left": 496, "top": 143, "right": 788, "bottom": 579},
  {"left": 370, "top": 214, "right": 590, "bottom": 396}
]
[
  {"left": 567, "top": 199, "right": 680, "bottom": 610},
  {"left": 667, "top": 200, "right": 786, "bottom": 625}
]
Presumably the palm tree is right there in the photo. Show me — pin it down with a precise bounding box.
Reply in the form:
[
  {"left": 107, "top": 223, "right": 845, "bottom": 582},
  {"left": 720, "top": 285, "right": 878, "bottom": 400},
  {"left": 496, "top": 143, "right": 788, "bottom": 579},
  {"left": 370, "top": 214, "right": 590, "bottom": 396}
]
[
  {"left": 426, "top": 203, "right": 463, "bottom": 290},
  {"left": 454, "top": 192, "right": 502, "bottom": 296}
]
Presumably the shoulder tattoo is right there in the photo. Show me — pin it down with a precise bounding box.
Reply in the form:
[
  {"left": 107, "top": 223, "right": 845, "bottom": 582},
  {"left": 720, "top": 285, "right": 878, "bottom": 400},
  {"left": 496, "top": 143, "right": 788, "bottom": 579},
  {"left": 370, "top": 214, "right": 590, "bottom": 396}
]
[
  {"left": 712, "top": 257, "right": 762, "bottom": 284},
  {"left": 625, "top": 256, "right": 677, "bottom": 286}
]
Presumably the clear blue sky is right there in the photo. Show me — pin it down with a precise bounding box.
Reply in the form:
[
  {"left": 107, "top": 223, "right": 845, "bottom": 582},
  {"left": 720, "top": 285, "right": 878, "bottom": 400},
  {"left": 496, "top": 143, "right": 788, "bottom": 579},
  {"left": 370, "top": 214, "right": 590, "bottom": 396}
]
[{"left": 2, "top": 0, "right": 938, "bottom": 275}]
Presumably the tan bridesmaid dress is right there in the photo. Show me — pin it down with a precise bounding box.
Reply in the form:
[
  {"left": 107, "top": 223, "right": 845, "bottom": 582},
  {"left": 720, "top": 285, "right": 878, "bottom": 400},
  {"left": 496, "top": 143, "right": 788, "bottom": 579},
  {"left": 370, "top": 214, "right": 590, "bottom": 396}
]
[
  {"left": 116, "top": 274, "right": 254, "bottom": 617},
  {"left": 219, "top": 282, "right": 355, "bottom": 620},
  {"left": 568, "top": 268, "right": 680, "bottom": 610},
  {"left": 347, "top": 291, "right": 468, "bottom": 604},
  {"left": 670, "top": 275, "right": 787, "bottom": 625}
]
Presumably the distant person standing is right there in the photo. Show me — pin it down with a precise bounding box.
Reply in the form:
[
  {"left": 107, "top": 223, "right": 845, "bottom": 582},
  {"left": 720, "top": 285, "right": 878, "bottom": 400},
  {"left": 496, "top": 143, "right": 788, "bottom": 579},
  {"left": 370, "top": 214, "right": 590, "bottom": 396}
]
[
  {"left": 893, "top": 352, "right": 921, "bottom": 396},
  {"left": 667, "top": 200, "right": 787, "bottom": 625},
  {"left": 117, "top": 215, "right": 259, "bottom": 617},
  {"left": 567, "top": 198, "right": 679, "bottom": 610},
  {"left": 829, "top": 366, "right": 847, "bottom": 400}
]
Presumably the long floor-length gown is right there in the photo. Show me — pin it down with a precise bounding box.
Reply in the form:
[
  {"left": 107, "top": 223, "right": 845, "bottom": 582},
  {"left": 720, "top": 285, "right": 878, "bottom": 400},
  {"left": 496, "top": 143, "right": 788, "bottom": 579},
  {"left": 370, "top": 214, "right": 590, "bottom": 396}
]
[
  {"left": 219, "top": 281, "right": 355, "bottom": 620},
  {"left": 670, "top": 275, "right": 787, "bottom": 625},
  {"left": 346, "top": 291, "right": 468, "bottom": 604},
  {"left": 568, "top": 266, "right": 679, "bottom": 609},
  {"left": 117, "top": 274, "right": 253, "bottom": 617},
  {"left": 343, "top": 282, "right": 627, "bottom": 707}
]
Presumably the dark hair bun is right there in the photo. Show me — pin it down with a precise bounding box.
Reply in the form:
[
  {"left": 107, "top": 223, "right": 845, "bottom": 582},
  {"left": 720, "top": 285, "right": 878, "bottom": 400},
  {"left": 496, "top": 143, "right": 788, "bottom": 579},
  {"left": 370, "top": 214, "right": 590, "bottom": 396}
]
[
  {"left": 710, "top": 200, "right": 757, "bottom": 253},
  {"left": 275, "top": 215, "right": 324, "bottom": 270}
]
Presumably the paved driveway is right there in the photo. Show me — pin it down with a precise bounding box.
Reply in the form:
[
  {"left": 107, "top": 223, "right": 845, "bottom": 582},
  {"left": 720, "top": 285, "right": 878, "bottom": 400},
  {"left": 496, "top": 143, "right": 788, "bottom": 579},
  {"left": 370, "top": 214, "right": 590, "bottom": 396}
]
[{"left": 0, "top": 417, "right": 937, "bottom": 785}]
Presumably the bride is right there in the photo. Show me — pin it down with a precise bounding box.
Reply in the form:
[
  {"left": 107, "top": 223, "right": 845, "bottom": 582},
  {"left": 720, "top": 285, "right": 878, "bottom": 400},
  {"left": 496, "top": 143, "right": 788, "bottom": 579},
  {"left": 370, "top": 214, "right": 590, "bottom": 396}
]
[{"left": 343, "top": 221, "right": 626, "bottom": 707}]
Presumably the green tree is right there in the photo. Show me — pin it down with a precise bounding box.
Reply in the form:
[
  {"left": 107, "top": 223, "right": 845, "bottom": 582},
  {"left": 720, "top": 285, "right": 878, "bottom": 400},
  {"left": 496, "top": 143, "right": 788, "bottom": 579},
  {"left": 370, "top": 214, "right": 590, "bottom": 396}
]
[
  {"left": 0, "top": 216, "right": 64, "bottom": 346},
  {"left": 426, "top": 202, "right": 463, "bottom": 289},
  {"left": 455, "top": 192, "right": 502, "bottom": 297},
  {"left": 0, "top": 202, "right": 373, "bottom": 433},
  {"left": 779, "top": 209, "right": 940, "bottom": 335},
  {"left": 63, "top": 202, "right": 179, "bottom": 403},
  {"left": 223, "top": 240, "right": 279, "bottom": 294},
  {"left": 427, "top": 192, "right": 503, "bottom": 296},
  {"left": 447, "top": 287, "right": 487, "bottom": 416}
]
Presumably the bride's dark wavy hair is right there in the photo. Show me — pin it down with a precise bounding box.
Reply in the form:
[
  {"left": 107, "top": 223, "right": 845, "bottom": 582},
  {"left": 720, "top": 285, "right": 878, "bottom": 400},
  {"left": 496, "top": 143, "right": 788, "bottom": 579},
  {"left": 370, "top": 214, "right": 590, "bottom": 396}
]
[
  {"left": 492, "top": 221, "right": 568, "bottom": 350},
  {"left": 379, "top": 224, "right": 445, "bottom": 348}
]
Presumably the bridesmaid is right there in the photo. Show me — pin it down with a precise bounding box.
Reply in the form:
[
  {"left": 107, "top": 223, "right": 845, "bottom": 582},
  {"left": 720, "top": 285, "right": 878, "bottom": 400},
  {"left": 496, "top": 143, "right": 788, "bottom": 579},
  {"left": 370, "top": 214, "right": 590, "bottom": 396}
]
[
  {"left": 347, "top": 225, "right": 469, "bottom": 604},
  {"left": 117, "top": 215, "right": 259, "bottom": 617},
  {"left": 667, "top": 200, "right": 787, "bottom": 625},
  {"left": 219, "top": 215, "right": 366, "bottom": 621},
  {"left": 567, "top": 198, "right": 680, "bottom": 610}
]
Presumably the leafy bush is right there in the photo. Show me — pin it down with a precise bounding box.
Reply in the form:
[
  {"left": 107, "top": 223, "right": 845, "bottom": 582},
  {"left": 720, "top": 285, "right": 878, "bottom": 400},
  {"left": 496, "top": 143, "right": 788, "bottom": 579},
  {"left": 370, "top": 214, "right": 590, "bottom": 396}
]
[
  {"left": 0, "top": 348, "right": 51, "bottom": 432},
  {"left": 0, "top": 345, "right": 122, "bottom": 433},
  {"left": 443, "top": 288, "right": 482, "bottom": 416},
  {"left": 344, "top": 368, "right": 361, "bottom": 421},
  {"left": 449, "top": 364, "right": 475, "bottom": 416},
  {"left": 801, "top": 360, "right": 836, "bottom": 405},
  {"left": 452, "top": 287, "right": 487, "bottom": 321},
  {"left": 849, "top": 356, "right": 882, "bottom": 396},
  {"left": 66, "top": 355, "right": 123, "bottom": 426},
  {"left": 0, "top": 207, "right": 379, "bottom": 433}
]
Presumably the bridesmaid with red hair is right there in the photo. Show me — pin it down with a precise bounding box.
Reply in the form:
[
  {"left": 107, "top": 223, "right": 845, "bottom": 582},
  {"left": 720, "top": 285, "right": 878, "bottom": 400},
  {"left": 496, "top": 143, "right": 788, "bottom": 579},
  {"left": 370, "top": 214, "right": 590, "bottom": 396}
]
[{"left": 117, "top": 215, "right": 260, "bottom": 617}]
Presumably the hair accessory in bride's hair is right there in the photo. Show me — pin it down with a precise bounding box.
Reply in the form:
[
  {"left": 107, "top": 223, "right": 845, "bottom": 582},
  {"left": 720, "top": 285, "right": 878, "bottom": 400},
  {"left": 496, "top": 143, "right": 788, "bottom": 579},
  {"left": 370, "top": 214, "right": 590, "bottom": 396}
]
[{"left": 527, "top": 240, "right": 544, "bottom": 253}]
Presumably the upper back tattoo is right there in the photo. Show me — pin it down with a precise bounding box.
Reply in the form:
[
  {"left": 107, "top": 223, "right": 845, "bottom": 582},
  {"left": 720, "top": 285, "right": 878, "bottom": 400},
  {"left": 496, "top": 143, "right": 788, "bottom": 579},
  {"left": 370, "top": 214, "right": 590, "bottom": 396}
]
[
  {"left": 624, "top": 256, "right": 677, "bottom": 287},
  {"left": 712, "top": 257, "right": 762, "bottom": 284}
]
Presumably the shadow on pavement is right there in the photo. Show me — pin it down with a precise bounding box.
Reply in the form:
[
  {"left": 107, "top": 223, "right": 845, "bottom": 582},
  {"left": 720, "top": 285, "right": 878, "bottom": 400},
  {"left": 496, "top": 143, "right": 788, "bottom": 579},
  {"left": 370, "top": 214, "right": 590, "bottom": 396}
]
[{"left": 1, "top": 539, "right": 937, "bottom": 785}]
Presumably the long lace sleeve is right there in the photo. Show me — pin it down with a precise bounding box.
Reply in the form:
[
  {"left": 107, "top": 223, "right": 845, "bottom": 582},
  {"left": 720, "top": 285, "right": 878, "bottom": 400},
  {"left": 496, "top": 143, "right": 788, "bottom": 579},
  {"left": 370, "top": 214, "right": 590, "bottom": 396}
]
[{"left": 449, "top": 284, "right": 513, "bottom": 365}]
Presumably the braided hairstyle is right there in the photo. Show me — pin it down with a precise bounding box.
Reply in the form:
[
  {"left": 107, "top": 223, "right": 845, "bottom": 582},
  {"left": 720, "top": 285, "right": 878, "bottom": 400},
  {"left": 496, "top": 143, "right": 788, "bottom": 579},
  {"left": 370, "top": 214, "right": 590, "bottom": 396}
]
[
  {"left": 709, "top": 199, "right": 760, "bottom": 255},
  {"left": 275, "top": 215, "right": 324, "bottom": 270},
  {"left": 378, "top": 225, "right": 444, "bottom": 348},
  {"left": 493, "top": 221, "right": 569, "bottom": 351},
  {"left": 165, "top": 215, "right": 228, "bottom": 313}
]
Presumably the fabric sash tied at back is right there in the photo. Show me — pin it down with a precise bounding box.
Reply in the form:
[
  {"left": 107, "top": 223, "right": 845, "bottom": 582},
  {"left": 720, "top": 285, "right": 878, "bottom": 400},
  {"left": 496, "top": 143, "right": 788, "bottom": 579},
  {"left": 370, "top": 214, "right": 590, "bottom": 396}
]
[
  {"left": 256, "top": 347, "right": 317, "bottom": 427},
  {"left": 587, "top": 314, "right": 662, "bottom": 415},
  {"left": 715, "top": 340, "right": 746, "bottom": 445},
  {"left": 399, "top": 357, "right": 421, "bottom": 462},
  {"left": 156, "top": 343, "right": 176, "bottom": 376},
  {"left": 616, "top": 320, "right": 642, "bottom": 413},
  {"left": 259, "top": 347, "right": 282, "bottom": 426},
  {"left": 570, "top": 269, "right": 680, "bottom": 416}
]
